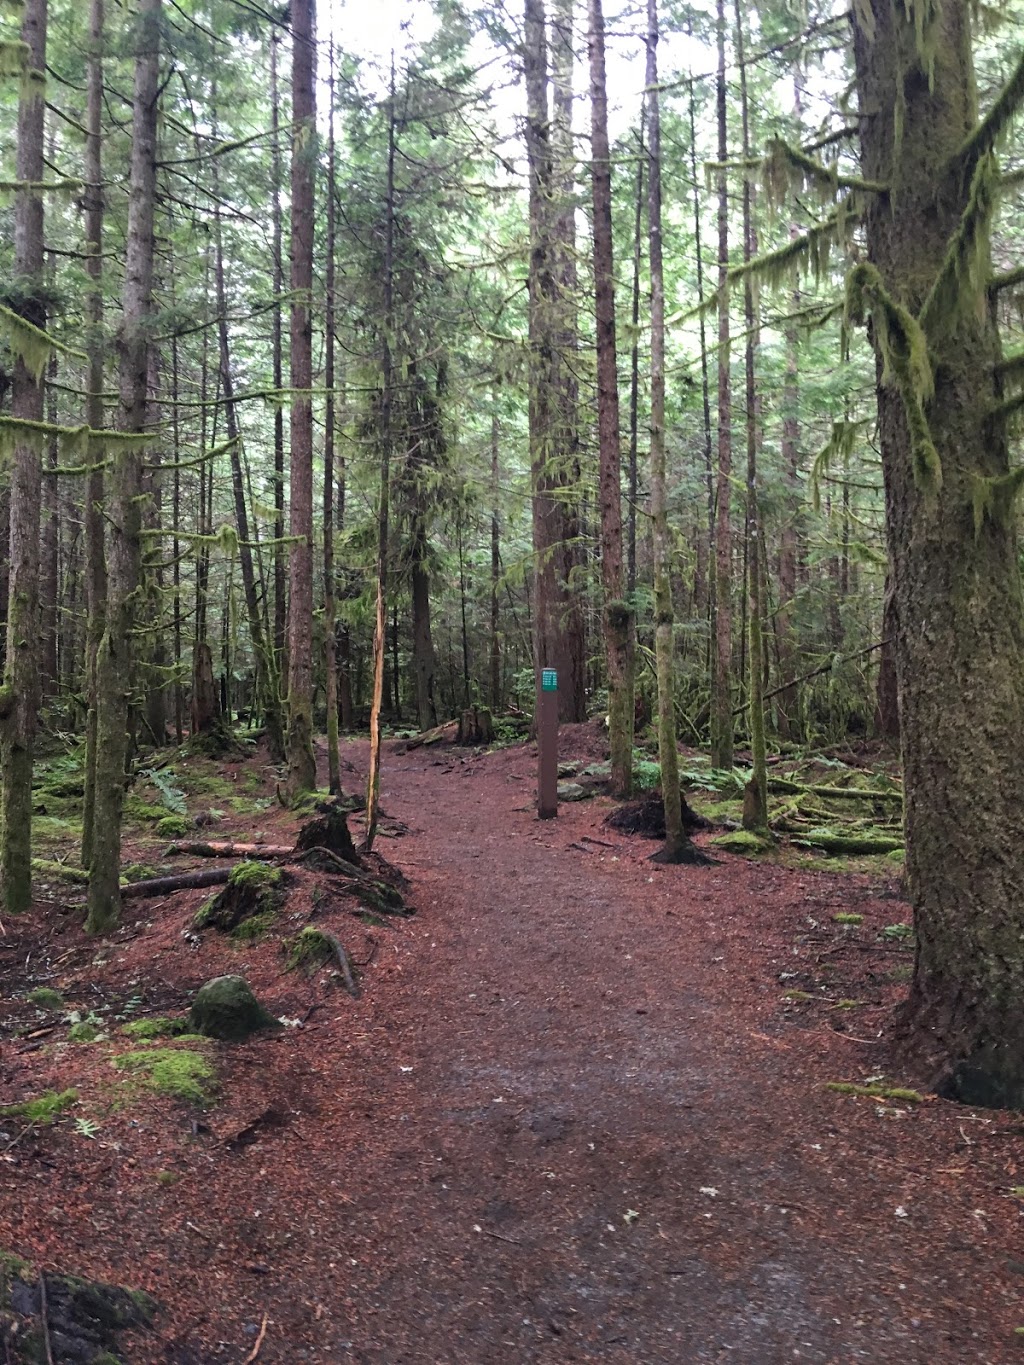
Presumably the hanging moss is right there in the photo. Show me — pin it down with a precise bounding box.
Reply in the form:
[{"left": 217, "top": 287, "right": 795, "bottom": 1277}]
[
  {"left": 0, "top": 303, "right": 52, "bottom": 383},
  {"left": 727, "top": 202, "right": 855, "bottom": 300},
  {"left": 0, "top": 38, "right": 28, "bottom": 78},
  {"left": 762, "top": 137, "right": 887, "bottom": 212},
  {"left": 920, "top": 152, "right": 999, "bottom": 339},
  {"left": 845, "top": 262, "right": 940, "bottom": 492},
  {"left": 968, "top": 467, "right": 1024, "bottom": 536}
]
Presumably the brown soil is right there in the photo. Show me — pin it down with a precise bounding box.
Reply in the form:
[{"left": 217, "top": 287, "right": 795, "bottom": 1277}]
[{"left": 2, "top": 722, "right": 1023, "bottom": 1363}]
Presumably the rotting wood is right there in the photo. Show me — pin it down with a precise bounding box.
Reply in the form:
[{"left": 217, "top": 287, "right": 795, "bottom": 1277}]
[
  {"left": 320, "top": 929, "right": 359, "bottom": 997},
  {"left": 401, "top": 718, "right": 458, "bottom": 751},
  {"left": 121, "top": 866, "right": 235, "bottom": 898},
  {"left": 165, "top": 841, "right": 294, "bottom": 859}
]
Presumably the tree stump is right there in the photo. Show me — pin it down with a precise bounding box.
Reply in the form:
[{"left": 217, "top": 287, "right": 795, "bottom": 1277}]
[
  {"left": 294, "top": 801, "right": 358, "bottom": 863},
  {"left": 456, "top": 706, "right": 494, "bottom": 745},
  {"left": 193, "top": 862, "right": 286, "bottom": 932}
]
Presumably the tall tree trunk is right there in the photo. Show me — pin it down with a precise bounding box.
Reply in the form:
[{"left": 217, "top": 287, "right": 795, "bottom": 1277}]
[
  {"left": 364, "top": 66, "right": 397, "bottom": 852},
  {"left": 169, "top": 330, "right": 183, "bottom": 745},
  {"left": 410, "top": 519, "right": 438, "bottom": 729},
  {"left": 212, "top": 196, "right": 284, "bottom": 757},
  {"left": 646, "top": 0, "right": 697, "bottom": 864},
  {"left": 589, "top": 0, "right": 634, "bottom": 797},
  {"left": 710, "top": 0, "right": 734, "bottom": 770},
  {"left": 270, "top": 30, "right": 287, "bottom": 678},
  {"left": 284, "top": 0, "right": 317, "bottom": 799},
  {"left": 40, "top": 349, "right": 58, "bottom": 701},
  {"left": 689, "top": 77, "right": 716, "bottom": 685},
  {"left": 549, "top": 0, "right": 586, "bottom": 722},
  {"left": 627, "top": 116, "right": 644, "bottom": 598},
  {"left": 490, "top": 384, "right": 502, "bottom": 712},
  {"left": 853, "top": 1, "right": 1024, "bottom": 1104},
  {"left": 1, "top": 0, "right": 48, "bottom": 914},
  {"left": 735, "top": 0, "right": 767, "bottom": 831},
  {"left": 323, "top": 43, "right": 341, "bottom": 790},
  {"left": 87, "top": 0, "right": 160, "bottom": 934},
  {"left": 776, "top": 70, "right": 804, "bottom": 741},
  {"left": 524, "top": 0, "right": 571, "bottom": 729}
]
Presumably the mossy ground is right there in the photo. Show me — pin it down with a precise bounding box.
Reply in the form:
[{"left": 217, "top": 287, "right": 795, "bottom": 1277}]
[
  {"left": 112, "top": 1047, "right": 215, "bottom": 1105},
  {"left": 0, "top": 1088, "right": 78, "bottom": 1123},
  {"left": 121, "top": 1017, "right": 189, "bottom": 1040}
]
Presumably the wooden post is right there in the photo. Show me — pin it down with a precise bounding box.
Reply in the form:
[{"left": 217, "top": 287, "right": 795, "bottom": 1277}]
[{"left": 538, "top": 667, "right": 558, "bottom": 819}]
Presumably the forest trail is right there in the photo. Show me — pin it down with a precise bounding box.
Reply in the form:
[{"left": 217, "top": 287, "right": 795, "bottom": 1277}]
[
  {"left": 268, "top": 731, "right": 1016, "bottom": 1365},
  {"left": 2, "top": 729, "right": 1020, "bottom": 1364}
]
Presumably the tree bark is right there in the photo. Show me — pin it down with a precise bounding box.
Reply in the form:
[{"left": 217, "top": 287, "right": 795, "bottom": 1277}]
[
  {"left": 589, "top": 0, "right": 634, "bottom": 797},
  {"left": 853, "top": 0, "right": 1024, "bottom": 1104},
  {"left": 710, "top": 0, "right": 734, "bottom": 771},
  {"left": 284, "top": 0, "right": 318, "bottom": 800},
  {"left": 1, "top": 0, "right": 47, "bottom": 914},
  {"left": 270, "top": 30, "right": 287, "bottom": 681},
  {"left": 646, "top": 0, "right": 699, "bottom": 864},
  {"left": 324, "top": 43, "right": 341, "bottom": 790},
  {"left": 87, "top": 0, "right": 160, "bottom": 934}
]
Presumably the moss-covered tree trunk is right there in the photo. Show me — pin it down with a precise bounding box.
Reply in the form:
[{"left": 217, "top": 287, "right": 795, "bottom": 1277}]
[
  {"left": 87, "top": 0, "right": 160, "bottom": 934},
  {"left": 588, "top": 0, "right": 634, "bottom": 798},
  {"left": 284, "top": 0, "right": 318, "bottom": 800},
  {"left": 854, "top": 2, "right": 1024, "bottom": 1105},
  {"left": 1, "top": 0, "right": 48, "bottom": 915}
]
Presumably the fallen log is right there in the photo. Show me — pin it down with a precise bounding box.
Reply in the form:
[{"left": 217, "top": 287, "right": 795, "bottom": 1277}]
[
  {"left": 401, "top": 719, "right": 457, "bottom": 751},
  {"left": 165, "top": 841, "right": 294, "bottom": 859},
  {"left": 122, "top": 866, "right": 234, "bottom": 899}
]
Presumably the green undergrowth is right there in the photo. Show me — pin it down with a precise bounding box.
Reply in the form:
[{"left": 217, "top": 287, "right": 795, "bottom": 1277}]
[
  {"left": 231, "top": 909, "right": 278, "bottom": 941},
  {"left": 0, "top": 1088, "right": 78, "bottom": 1124},
  {"left": 711, "top": 829, "right": 774, "bottom": 854},
  {"left": 112, "top": 1046, "right": 215, "bottom": 1104}
]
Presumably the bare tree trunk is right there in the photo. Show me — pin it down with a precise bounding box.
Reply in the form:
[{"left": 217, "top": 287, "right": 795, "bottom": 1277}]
[
  {"left": 284, "top": 0, "right": 318, "bottom": 800},
  {"left": 324, "top": 43, "right": 341, "bottom": 790},
  {"left": 735, "top": 0, "right": 767, "bottom": 831},
  {"left": 627, "top": 114, "right": 644, "bottom": 598},
  {"left": 1, "top": 0, "right": 48, "bottom": 914},
  {"left": 87, "top": 0, "right": 160, "bottom": 934},
  {"left": 170, "top": 330, "right": 183, "bottom": 745},
  {"left": 40, "top": 350, "right": 58, "bottom": 701},
  {"left": 710, "top": 0, "right": 734, "bottom": 770},
  {"left": 549, "top": 0, "right": 587, "bottom": 722},
  {"left": 647, "top": 0, "right": 697, "bottom": 864},
  {"left": 365, "top": 66, "right": 397, "bottom": 852},
  {"left": 490, "top": 384, "right": 502, "bottom": 712},
  {"left": 689, "top": 76, "right": 716, "bottom": 682},
  {"left": 589, "top": 0, "right": 634, "bottom": 796},
  {"left": 212, "top": 194, "right": 284, "bottom": 757}
]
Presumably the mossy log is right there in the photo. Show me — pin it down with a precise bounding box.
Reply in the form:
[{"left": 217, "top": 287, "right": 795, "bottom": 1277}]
[
  {"left": 766, "top": 775, "right": 902, "bottom": 804},
  {"left": 122, "top": 866, "right": 235, "bottom": 899},
  {"left": 795, "top": 829, "right": 904, "bottom": 855}
]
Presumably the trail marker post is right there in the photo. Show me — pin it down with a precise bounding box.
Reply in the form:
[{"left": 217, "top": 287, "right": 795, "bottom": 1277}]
[{"left": 538, "top": 667, "right": 558, "bottom": 819}]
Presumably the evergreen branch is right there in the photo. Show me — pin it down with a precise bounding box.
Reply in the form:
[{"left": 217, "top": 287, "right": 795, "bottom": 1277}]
[
  {"left": 995, "top": 348, "right": 1024, "bottom": 382},
  {"left": 919, "top": 152, "right": 999, "bottom": 339},
  {"left": 989, "top": 389, "right": 1024, "bottom": 424},
  {"left": 955, "top": 46, "right": 1024, "bottom": 175},
  {"left": 763, "top": 138, "right": 888, "bottom": 203},
  {"left": 991, "top": 263, "right": 1024, "bottom": 292}
]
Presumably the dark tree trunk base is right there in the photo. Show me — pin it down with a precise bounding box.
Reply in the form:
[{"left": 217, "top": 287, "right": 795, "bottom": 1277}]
[{"left": 456, "top": 706, "right": 494, "bottom": 746}]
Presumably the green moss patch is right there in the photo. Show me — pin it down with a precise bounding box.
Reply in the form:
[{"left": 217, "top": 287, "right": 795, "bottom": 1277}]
[
  {"left": 711, "top": 829, "right": 774, "bottom": 854},
  {"left": 26, "top": 986, "right": 63, "bottom": 1009},
  {"left": 123, "top": 797, "right": 166, "bottom": 825},
  {"left": 121, "top": 1017, "right": 188, "bottom": 1041},
  {"left": 194, "top": 861, "right": 286, "bottom": 933},
  {"left": 156, "top": 814, "right": 191, "bottom": 838},
  {"left": 0, "top": 1088, "right": 78, "bottom": 1124},
  {"left": 113, "top": 1048, "right": 215, "bottom": 1104},
  {"left": 833, "top": 912, "right": 864, "bottom": 926},
  {"left": 287, "top": 926, "right": 334, "bottom": 972}
]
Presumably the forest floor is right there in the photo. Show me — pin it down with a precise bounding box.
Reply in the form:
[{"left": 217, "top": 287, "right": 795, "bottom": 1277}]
[{"left": 1, "top": 722, "right": 1023, "bottom": 1363}]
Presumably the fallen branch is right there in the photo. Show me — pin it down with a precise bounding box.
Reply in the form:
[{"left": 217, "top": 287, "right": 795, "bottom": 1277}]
[
  {"left": 320, "top": 930, "right": 360, "bottom": 998},
  {"left": 164, "top": 841, "right": 294, "bottom": 859},
  {"left": 121, "top": 867, "right": 234, "bottom": 899},
  {"left": 735, "top": 639, "right": 891, "bottom": 715},
  {"left": 40, "top": 1272, "right": 55, "bottom": 1365},
  {"left": 242, "top": 1311, "right": 269, "bottom": 1363}
]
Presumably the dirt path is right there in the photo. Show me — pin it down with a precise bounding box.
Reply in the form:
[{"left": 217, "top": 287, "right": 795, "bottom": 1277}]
[
  {"left": 264, "top": 735, "right": 1017, "bottom": 1364},
  {"left": 3, "top": 731, "right": 1020, "bottom": 1363}
]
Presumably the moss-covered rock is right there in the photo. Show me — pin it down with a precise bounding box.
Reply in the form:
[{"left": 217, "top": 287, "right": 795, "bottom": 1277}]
[
  {"left": 25, "top": 986, "right": 63, "bottom": 1010},
  {"left": 711, "top": 829, "right": 774, "bottom": 854},
  {"left": 188, "top": 975, "right": 282, "bottom": 1042},
  {"left": 156, "top": 814, "right": 191, "bottom": 839}
]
